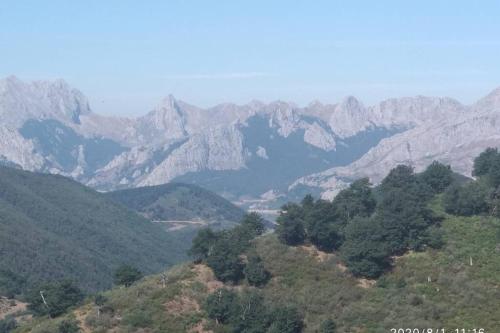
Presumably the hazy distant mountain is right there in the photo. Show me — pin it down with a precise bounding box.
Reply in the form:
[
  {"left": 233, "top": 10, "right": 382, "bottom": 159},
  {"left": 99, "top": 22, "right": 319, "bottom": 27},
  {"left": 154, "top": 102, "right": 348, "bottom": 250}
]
[{"left": 1, "top": 76, "right": 499, "bottom": 207}]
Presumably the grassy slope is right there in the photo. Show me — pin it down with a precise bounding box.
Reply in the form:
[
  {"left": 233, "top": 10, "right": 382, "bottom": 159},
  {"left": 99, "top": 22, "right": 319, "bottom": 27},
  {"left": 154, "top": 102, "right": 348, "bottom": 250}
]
[
  {"left": 0, "top": 166, "right": 188, "bottom": 293},
  {"left": 17, "top": 202, "right": 500, "bottom": 332}
]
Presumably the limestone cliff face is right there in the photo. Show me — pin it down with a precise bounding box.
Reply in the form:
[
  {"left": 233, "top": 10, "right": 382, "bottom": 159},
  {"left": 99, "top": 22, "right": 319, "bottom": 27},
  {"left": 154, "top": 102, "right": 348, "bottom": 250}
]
[{"left": 2, "top": 76, "right": 500, "bottom": 205}]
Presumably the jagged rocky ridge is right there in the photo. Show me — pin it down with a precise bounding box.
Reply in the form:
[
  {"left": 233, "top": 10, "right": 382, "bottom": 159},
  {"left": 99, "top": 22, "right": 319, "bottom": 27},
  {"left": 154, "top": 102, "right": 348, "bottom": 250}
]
[{"left": 1, "top": 75, "right": 499, "bottom": 207}]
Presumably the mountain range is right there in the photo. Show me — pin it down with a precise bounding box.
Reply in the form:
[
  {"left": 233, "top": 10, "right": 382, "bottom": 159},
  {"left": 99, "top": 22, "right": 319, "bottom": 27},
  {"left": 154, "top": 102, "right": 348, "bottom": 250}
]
[{"left": 2, "top": 75, "right": 500, "bottom": 209}]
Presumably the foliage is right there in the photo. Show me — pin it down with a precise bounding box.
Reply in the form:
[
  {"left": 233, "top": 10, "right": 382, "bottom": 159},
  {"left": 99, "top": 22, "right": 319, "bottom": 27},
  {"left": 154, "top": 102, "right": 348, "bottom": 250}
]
[
  {"left": 318, "top": 319, "right": 336, "bottom": 333},
  {"left": 268, "top": 306, "right": 304, "bottom": 333},
  {"left": 0, "top": 166, "right": 187, "bottom": 294},
  {"left": 332, "top": 178, "right": 376, "bottom": 224},
  {"left": 57, "top": 319, "right": 80, "bottom": 333},
  {"left": 244, "top": 254, "right": 270, "bottom": 287},
  {"left": 205, "top": 235, "right": 245, "bottom": 283},
  {"left": 0, "top": 317, "right": 17, "bottom": 333},
  {"left": 188, "top": 228, "right": 217, "bottom": 261},
  {"left": 0, "top": 270, "right": 26, "bottom": 299},
  {"left": 419, "top": 161, "right": 453, "bottom": 194},
  {"left": 443, "top": 182, "right": 490, "bottom": 216},
  {"left": 106, "top": 182, "right": 245, "bottom": 225},
  {"left": 113, "top": 265, "right": 143, "bottom": 287},
  {"left": 276, "top": 203, "right": 306, "bottom": 246},
  {"left": 204, "top": 288, "right": 238, "bottom": 324},
  {"left": 341, "top": 217, "right": 391, "bottom": 278},
  {"left": 26, "top": 280, "right": 84, "bottom": 318}
]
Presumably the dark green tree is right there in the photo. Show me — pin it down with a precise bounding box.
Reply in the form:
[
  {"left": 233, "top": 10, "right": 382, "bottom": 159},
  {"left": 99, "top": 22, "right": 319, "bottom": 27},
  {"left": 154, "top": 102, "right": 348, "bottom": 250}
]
[
  {"left": 113, "top": 265, "right": 143, "bottom": 287},
  {"left": 268, "top": 306, "right": 304, "bottom": 333},
  {"left": 333, "top": 178, "right": 376, "bottom": 224},
  {"left": 419, "top": 161, "right": 453, "bottom": 194},
  {"left": 341, "top": 217, "right": 391, "bottom": 278},
  {"left": 244, "top": 254, "right": 270, "bottom": 287},
  {"left": 276, "top": 203, "right": 306, "bottom": 246},
  {"left": 26, "top": 280, "right": 84, "bottom": 318},
  {"left": 319, "top": 318, "right": 337, "bottom": 333},
  {"left": 239, "top": 212, "right": 266, "bottom": 238},
  {"left": 443, "top": 182, "right": 490, "bottom": 216},
  {"left": 205, "top": 236, "right": 245, "bottom": 283},
  {"left": 188, "top": 228, "right": 217, "bottom": 261},
  {"left": 303, "top": 199, "right": 341, "bottom": 251},
  {"left": 233, "top": 290, "right": 270, "bottom": 332},
  {"left": 473, "top": 147, "right": 499, "bottom": 177},
  {"left": 204, "top": 288, "right": 238, "bottom": 325}
]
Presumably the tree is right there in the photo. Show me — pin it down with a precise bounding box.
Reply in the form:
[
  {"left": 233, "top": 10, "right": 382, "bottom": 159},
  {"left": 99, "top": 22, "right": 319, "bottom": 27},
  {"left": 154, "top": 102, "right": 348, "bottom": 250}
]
[
  {"left": 268, "top": 306, "right": 304, "bottom": 333},
  {"left": 26, "top": 280, "right": 84, "bottom": 318},
  {"left": 239, "top": 212, "right": 266, "bottom": 239},
  {"left": 443, "top": 182, "right": 490, "bottom": 216},
  {"left": 276, "top": 203, "right": 306, "bottom": 246},
  {"left": 473, "top": 147, "right": 499, "bottom": 177},
  {"left": 233, "top": 290, "right": 270, "bottom": 332},
  {"left": 244, "top": 254, "right": 270, "bottom": 287},
  {"left": 206, "top": 236, "right": 245, "bottom": 283},
  {"left": 341, "top": 217, "right": 391, "bottom": 278},
  {"left": 58, "top": 319, "right": 80, "bottom": 333},
  {"left": 319, "top": 319, "right": 337, "bottom": 333},
  {"left": 204, "top": 288, "right": 238, "bottom": 325},
  {"left": 113, "top": 265, "right": 143, "bottom": 287},
  {"left": 333, "top": 178, "right": 376, "bottom": 224},
  {"left": 189, "top": 228, "right": 217, "bottom": 261},
  {"left": 419, "top": 161, "right": 453, "bottom": 194}
]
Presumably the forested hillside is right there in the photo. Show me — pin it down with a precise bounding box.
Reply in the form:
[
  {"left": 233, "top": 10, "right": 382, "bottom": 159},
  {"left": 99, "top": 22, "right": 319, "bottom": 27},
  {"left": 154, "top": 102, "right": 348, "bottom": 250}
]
[
  {"left": 9, "top": 148, "right": 500, "bottom": 333},
  {"left": 0, "top": 167, "right": 188, "bottom": 295},
  {"left": 106, "top": 183, "right": 245, "bottom": 230}
]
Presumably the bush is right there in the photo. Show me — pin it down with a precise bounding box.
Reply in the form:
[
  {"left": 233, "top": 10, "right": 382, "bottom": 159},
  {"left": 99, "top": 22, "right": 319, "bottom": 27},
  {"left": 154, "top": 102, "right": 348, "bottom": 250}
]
[
  {"left": 204, "top": 288, "right": 238, "bottom": 324},
  {"left": 205, "top": 236, "right": 245, "bottom": 283},
  {"left": 268, "top": 306, "right": 304, "bottom": 333},
  {"left": 443, "top": 182, "right": 490, "bottom": 216},
  {"left": 58, "top": 319, "right": 80, "bottom": 333},
  {"left": 0, "top": 317, "right": 17, "bottom": 333},
  {"left": 113, "top": 265, "right": 143, "bottom": 287},
  {"left": 419, "top": 161, "right": 453, "bottom": 194},
  {"left": 244, "top": 254, "right": 270, "bottom": 287},
  {"left": 26, "top": 280, "right": 84, "bottom": 318}
]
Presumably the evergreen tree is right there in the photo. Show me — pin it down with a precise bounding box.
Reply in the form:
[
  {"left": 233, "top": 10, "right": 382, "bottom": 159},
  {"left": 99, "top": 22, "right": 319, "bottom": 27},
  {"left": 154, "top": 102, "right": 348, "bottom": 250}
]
[
  {"left": 333, "top": 178, "right": 376, "bottom": 224},
  {"left": 341, "top": 217, "right": 391, "bottom": 278},
  {"left": 473, "top": 147, "right": 499, "bottom": 177},
  {"left": 189, "top": 228, "right": 217, "bottom": 261},
  {"left": 26, "top": 280, "right": 84, "bottom": 318},
  {"left": 276, "top": 203, "right": 306, "bottom": 246},
  {"left": 113, "top": 265, "right": 143, "bottom": 287},
  {"left": 206, "top": 236, "right": 245, "bottom": 283},
  {"left": 419, "top": 161, "right": 453, "bottom": 194}
]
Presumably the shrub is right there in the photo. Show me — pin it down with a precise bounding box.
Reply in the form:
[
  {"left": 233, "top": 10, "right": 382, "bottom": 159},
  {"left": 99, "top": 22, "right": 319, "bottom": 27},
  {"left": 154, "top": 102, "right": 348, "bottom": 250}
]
[
  {"left": 244, "top": 254, "right": 270, "bottom": 287},
  {"left": 204, "top": 288, "right": 238, "bottom": 324},
  {"left": 268, "top": 306, "right": 304, "bottom": 333},
  {"left": 26, "top": 280, "right": 84, "bottom": 318},
  {"left": 319, "top": 318, "right": 337, "bottom": 333},
  {"left": 113, "top": 265, "right": 143, "bottom": 287},
  {"left": 0, "top": 317, "right": 17, "bottom": 333},
  {"left": 58, "top": 319, "right": 80, "bottom": 333}
]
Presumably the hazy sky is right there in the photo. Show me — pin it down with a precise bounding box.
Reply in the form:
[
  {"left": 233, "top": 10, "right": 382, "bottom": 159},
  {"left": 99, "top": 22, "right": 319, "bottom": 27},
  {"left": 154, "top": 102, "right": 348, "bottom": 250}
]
[{"left": 1, "top": 1, "right": 499, "bottom": 116}]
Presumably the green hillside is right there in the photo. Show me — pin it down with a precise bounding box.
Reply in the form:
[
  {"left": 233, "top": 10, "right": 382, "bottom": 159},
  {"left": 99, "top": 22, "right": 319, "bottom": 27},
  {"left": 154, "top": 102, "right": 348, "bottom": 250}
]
[
  {"left": 106, "top": 183, "right": 245, "bottom": 230},
  {"left": 9, "top": 150, "right": 500, "bottom": 332},
  {"left": 16, "top": 207, "right": 500, "bottom": 332},
  {"left": 0, "top": 166, "right": 188, "bottom": 294}
]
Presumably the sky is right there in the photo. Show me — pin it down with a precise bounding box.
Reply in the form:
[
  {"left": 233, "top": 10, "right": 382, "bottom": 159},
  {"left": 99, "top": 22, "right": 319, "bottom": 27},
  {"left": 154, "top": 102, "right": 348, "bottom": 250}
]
[{"left": 1, "top": 0, "right": 499, "bottom": 116}]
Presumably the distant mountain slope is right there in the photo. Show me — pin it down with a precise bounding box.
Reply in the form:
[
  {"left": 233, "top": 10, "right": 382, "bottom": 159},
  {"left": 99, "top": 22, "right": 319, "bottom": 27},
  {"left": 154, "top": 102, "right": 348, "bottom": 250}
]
[
  {"left": 0, "top": 166, "right": 187, "bottom": 294},
  {"left": 106, "top": 182, "right": 245, "bottom": 229}
]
